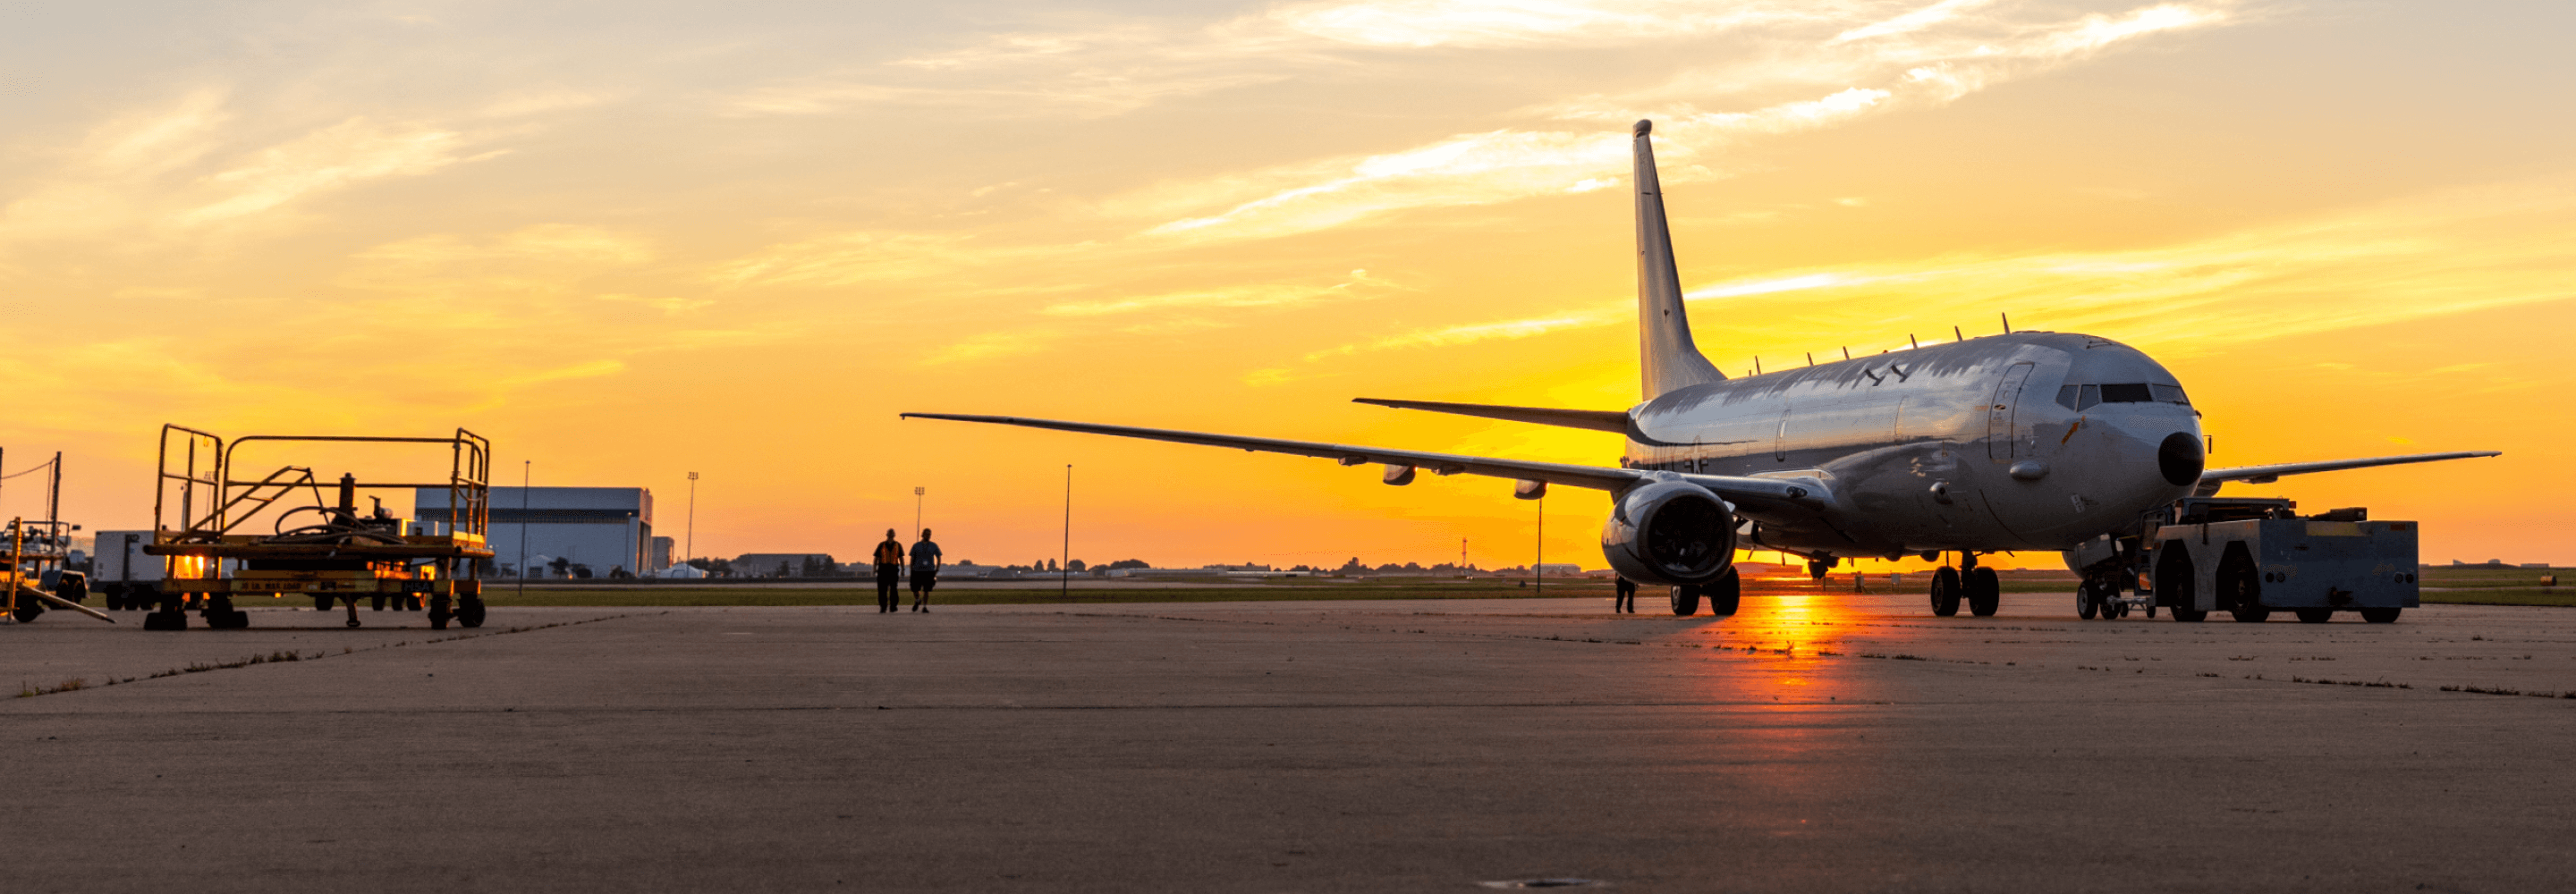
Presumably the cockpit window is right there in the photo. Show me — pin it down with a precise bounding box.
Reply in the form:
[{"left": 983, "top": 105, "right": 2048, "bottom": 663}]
[
  {"left": 2056, "top": 382, "right": 2187, "bottom": 409},
  {"left": 2098, "top": 383, "right": 2153, "bottom": 403}
]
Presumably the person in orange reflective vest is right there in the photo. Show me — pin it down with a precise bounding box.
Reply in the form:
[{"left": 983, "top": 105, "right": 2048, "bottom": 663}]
[{"left": 872, "top": 530, "right": 905, "bottom": 613}]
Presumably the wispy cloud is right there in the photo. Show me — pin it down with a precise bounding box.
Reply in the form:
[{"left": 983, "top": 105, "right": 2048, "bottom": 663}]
[{"left": 1103, "top": 2, "right": 2229, "bottom": 244}]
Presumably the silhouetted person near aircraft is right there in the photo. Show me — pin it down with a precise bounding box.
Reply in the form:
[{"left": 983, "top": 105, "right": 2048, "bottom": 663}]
[
  {"left": 873, "top": 530, "right": 904, "bottom": 613},
  {"left": 1614, "top": 576, "right": 1637, "bottom": 613},
  {"left": 910, "top": 529, "right": 943, "bottom": 612}
]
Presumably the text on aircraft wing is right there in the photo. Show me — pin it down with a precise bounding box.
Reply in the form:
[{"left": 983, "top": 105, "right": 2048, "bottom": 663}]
[
  {"left": 899, "top": 413, "right": 1829, "bottom": 508},
  {"left": 2202, "top": 451, "right": 2502, "bottom": 484}
]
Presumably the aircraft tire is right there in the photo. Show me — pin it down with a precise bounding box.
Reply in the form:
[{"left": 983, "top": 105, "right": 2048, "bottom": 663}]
[
  {"left": 2361, "top": 607, "right": 2402, "bottom": 624},
  {"left": 1929, "top": 568, "right": 1962, "bottom": 617},
  {"left": 1967, "top": 568, "right": 2000, "bottom": 617},
  {"left": 1705, "top": 570, "right": 1740, "bottom": 617},
  {"left": 2076, "top": 586, "right": 2097, "bottom": 620},
  {"left": 2295, "top": 608, "right": 2334, "bottom": 624},
  {"left": 1668, "top": 586, "right": 1700, "bottom": 617}
]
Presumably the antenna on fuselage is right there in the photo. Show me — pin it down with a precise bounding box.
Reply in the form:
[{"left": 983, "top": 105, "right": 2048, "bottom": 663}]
[
  {"left": 1805, "top": 352, "right": 1814, "bottom": 367},
  {"left": 1842, "top": 347, "right": 1852, "bottom": 360},
  {"left": 2001, "top": 312, "right": 2012, "bottom": 333},
  {"left": 1753, "top": 357, "right": 1763, "bottom": 375},
  {"left": 1953, "top": 325, "right": 1964, "bottom": 342},
  {"left": 1909, "top": 333, "right": 1919, "bottom": 349}
]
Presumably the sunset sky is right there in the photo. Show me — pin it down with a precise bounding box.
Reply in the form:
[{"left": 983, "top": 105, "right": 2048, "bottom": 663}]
[{"left": 1, "top": 1, "right": 2568, "bottom": 570}]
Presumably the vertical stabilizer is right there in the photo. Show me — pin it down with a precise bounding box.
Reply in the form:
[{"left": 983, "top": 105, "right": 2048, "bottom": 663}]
[{"left": 1633, "top": 120, "right": 1725, "bottom": 399}]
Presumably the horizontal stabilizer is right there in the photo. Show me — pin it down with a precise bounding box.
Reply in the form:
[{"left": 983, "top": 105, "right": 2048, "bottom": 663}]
[
  {"left": 1352, "top": 398, "right": 1629, "bottom": 434},
  {"left": 2202, "top": 451, "right": 2501, "bottom": 484}
]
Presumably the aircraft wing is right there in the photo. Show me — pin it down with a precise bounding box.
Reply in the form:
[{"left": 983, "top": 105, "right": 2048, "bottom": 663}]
[
  {"left": 2201, "top": 451, "right": 2501, "bottom": 485},
  {"left": 1350, "top": 398, "right": 1631, "bottom": 434},
  {"left": 899, "top": 413, "right": 1828, "bottom": 509}
]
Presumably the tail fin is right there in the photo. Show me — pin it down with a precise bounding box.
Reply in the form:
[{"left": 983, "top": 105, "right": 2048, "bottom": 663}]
[{"left": 1633, "top": 120, "right": 1725, "bottom": 399}]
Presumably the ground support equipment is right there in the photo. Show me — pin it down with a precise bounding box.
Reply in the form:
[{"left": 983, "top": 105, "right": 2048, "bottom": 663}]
[
  {"left": 141, "top": 426, "right": 492, "bottom": 631},
  {"left": 2065, "top": 497, "right": 2418, "bottom": 623}
]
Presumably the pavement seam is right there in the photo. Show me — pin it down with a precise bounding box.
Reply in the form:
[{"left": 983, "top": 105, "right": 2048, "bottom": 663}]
[{"left": 9, "top": 611, "right": 663, "bottom": 701}]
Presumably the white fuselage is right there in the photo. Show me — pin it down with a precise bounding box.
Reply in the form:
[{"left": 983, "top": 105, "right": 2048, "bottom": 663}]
[{"left": 1623, "top": 332, "right": 2203, "bottom": 559}]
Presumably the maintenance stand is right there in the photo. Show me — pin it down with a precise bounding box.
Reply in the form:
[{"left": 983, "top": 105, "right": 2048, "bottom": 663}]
[{"left": 141, "top": 426, "right": 493, "bottom": 631}]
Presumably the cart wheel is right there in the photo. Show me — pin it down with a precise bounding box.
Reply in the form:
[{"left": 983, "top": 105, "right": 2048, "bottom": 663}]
[
  {"left": 142, "top": 611, "right": 189, "bottom": 631},
  {"left": 457, "top": 596, "right": 487, "bottom": 628},
  {"left": 12, "top": 603, "right": 43, "bottom": 623},
  {"left": 2360, "top": 607, "right": 2402, "bottom": 624},
  {"left": 2144, "top": 603, "right": 2156, "bottom": 619},
  {"left": 314, "top": 595, "right": 335, "bottom": 611}
]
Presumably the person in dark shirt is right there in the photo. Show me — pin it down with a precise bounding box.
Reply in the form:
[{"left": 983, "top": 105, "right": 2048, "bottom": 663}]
[
  {"left": 872, "top": 530, "right": 904, "bottom": 613},
  {"left": 909, "top": 529, "right": 944, "bottom": 612},
  {"left": 1613, "top": 576, "right": 1637, "bottom": 613}
]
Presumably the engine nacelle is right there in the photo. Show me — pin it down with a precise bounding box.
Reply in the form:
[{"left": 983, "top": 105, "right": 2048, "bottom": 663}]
[{"left": 1599, "top": 479, "right": 1737, "bottom": 586}]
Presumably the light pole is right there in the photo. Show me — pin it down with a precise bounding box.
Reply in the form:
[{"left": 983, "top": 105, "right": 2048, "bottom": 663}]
[
  {"left": 1060, "top": 466, "right": 1072, "bottom": 600},
  {"left": 686, "top": 471, "right": 699, "bottom": 568},
  {"left": 518, "top": 460, "right": 530, "bottom": 601},
  {"left": 1534, "top": 492, "right": 1543, "bottom": 597},
  {"left": 913, "top": 486, "right": 925, "bottom": 539}
]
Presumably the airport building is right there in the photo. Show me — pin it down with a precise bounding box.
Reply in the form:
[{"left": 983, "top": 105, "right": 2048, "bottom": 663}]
[{"left": 420, "top": 486, "right": 652, "bottom": 578}]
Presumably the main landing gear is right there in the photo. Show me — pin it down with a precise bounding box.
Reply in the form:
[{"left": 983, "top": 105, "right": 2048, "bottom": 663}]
[
  {"left": 1668, "top": 566, "right": 1742, "bottom": 617},
  {"left": 1928, "top": 552, "right": 2000, "bottom": 618}
]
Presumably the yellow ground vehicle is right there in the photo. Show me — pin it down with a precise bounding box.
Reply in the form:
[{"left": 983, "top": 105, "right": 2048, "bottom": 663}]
[
  {"left": 2, "top": 450, "right": 112, "bottom": 626},
  {"left": 141, "top": 426, "right": 493, "bottom": 630}
]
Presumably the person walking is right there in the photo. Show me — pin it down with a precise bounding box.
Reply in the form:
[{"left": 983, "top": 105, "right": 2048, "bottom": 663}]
[
  {"left": 910, "top": 528, "right": 944, "bottom": 612},
  {"left": 1613, "top": 576, "right": 1637, "bottom": 613},
  {"left": 872, "top": 529, "right": 905, "bottom": 613}
]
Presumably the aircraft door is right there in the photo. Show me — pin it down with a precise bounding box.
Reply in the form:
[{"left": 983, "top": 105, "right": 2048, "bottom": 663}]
[{"left": 1987, "top": 362, "right": 2036, "bottom": 461}]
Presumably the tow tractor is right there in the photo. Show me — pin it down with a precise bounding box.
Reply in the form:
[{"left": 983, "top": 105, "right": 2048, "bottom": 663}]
[
  {"left": 2065, "top": 496, "right": 2419, "bottom": 623},
  {"left": 140, "top": 425, "right": 493, "bottom": 630}
]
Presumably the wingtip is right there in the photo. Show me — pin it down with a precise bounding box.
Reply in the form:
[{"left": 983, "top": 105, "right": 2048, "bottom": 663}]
[{"left": 1632, "top": 119, "right": 1652, "bottom": 137}]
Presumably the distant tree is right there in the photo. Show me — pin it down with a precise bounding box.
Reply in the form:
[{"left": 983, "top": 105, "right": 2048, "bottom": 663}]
[
  {"left": 775, "top": 561, "right": 792, "bottom": 578},
  {"left": 687, "top": 557, "right": 733, "bottom": 578},
  {"left": 1066, "top": 559, "right": 1088, "bottom": 573},
  {"left": 571, "top": 563, "right": 593, "bottom": 578},
  {"left": 547, "top": 557, "right": 572, "bottom": 578},
  {"left": 1106, "top": 559, "right": 1150, "bottom": 570}
]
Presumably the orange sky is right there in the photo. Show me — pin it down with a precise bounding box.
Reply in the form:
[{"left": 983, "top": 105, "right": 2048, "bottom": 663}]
[{"left": 1, "top": 1, "right": 2568, "bottom": 570}]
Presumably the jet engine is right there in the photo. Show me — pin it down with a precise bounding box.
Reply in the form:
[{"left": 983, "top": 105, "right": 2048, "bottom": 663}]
[{"left": 1600, "top": 479, "right": 1736, "bottom": 586}]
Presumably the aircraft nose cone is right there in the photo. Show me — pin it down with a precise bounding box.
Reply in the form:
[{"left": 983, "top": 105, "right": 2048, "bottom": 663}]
[{"left": 2157, "top": 432, "right": 2205, "bottom": 485}]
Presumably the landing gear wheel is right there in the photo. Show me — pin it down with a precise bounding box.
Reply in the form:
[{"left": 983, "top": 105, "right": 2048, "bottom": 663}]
[
  {"left": 457, "top": 595, "right": 487, "bottom": 628},
  {"left": 1704, "top": 569, "right": 1741, "bottom": 617},
  {"left": 1668, "top": 585, "right": 1701, "bottom": 617},
  {"left": 2295, "top": 608, "right": 2334, "bottom": 624},
  {"left": 2076, "top": 583, "right": 2099, "bottom": 620},
  {"left": 1967, "top": 567, "right": 2001, "bottom": 617},
  {"left": 1928, "top": 567, "right": 1962, "bottom": 617},
  {"left": 2360, "top": 607, "right": 2402, "bottom": 624}
]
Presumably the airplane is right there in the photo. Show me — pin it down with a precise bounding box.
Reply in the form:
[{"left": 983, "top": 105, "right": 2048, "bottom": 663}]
[{"left": 905, "top": 119, "right": 2498, "bottom": 619}]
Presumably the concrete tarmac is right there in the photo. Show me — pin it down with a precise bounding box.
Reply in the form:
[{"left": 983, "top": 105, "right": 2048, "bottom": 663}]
[{"left": 6, "top": 593, "right": 2575, "bottom": 892}]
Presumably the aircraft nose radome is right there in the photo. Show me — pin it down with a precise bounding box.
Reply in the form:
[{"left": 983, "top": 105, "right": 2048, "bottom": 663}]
[
  {"left": 2158, "top": 432, "right": 2205, "bottom": 485},
  {"left": 1633, "top": 119, "right": 1652, "bottom": 136}
]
